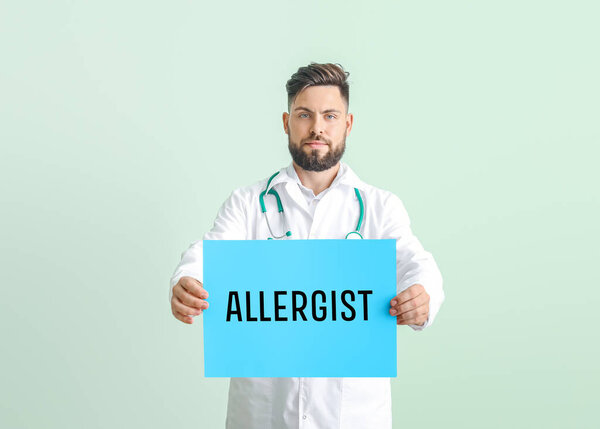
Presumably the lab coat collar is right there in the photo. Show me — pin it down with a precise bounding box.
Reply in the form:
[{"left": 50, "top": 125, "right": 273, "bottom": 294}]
[{"left": 264, "top": 161, "right": 367, "bottom": 194}]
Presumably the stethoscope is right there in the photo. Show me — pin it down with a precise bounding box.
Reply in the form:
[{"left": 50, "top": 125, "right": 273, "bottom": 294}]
[{"left": 259, "top": 171, "right": 364, "bottom": 240}]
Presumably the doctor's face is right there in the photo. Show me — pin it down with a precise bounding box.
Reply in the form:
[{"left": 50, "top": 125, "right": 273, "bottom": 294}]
[{"left": 283, "top": 85, "right": 354, "bottom": 172}]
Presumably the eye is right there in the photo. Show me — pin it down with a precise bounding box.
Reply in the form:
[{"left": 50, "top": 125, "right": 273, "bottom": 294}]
[
  {"left": 326, "top": 114, "right": 337, "bottom": 119},
  {"left": 299, "top": 113, "right": 309, "bottom": 118}
]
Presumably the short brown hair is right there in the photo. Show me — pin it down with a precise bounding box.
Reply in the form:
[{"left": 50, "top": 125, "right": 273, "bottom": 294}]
[{"left": 286, "top": 62, "right": 350, "bottom": 111}]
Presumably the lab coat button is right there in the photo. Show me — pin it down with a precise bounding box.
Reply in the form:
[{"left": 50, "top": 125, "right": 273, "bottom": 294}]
[{"left": 302, "top": 415, "right": 307, "bottom": 420}]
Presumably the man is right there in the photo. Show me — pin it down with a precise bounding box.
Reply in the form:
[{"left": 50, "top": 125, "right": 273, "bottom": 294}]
[{"left": 169, "top": 62, "right": 444, "bottom": 428}]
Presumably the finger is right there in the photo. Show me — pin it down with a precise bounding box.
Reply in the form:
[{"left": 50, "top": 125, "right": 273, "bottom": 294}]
[
  {"left": 390, "top": 284, "right": 425, "bottom": 307},
  {"left": 173, "top": 295, "right": 207, "bottom": 314},
  {"left": 174, "top": 285, "right": 208, "bottom": 309},
  {"left": 396, "top": 313, "right": 428, "bottom": 326},
  {"left": 172, "top": 295, "right": 206, "bottom": 316},
  {"left": 392, "top": 293, "right": 429, "bottom": 316},
  {"left": 172, "top": 310, "right": 194, "bottom": 324},
  {"left": 179, "top": 277, "right": 209, "bottom": 299},
  {"left": 395, "top": 303, "right": 429, "bottom": 324},
  {"left": 395, "top": 306, "right": 424, "bottom": 321}
]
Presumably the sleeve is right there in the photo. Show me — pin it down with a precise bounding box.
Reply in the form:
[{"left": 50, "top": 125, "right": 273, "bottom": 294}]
[
  {"left": 382, "top": 193, "right": 444, "bottom": 331},
  {"left": 168, "top": 188, "right": 249, "bottom": 303}
]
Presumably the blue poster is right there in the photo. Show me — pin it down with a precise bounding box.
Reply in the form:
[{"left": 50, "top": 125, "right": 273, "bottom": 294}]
[{"left": 203, "top": 239, "right": 397, "bottom": 377}]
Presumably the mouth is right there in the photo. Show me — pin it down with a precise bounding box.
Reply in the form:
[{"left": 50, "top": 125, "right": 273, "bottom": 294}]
[{"left": 305, "top": 140, "right": 328, "bottom": 149}]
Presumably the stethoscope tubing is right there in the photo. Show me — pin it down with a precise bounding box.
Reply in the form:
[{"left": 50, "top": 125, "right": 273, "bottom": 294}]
[{"left": 260, "top": 171, "right": 364, "bottom": 240}]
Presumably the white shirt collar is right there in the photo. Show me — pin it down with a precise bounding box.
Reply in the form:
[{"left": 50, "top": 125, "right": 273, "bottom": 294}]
[{"left": 265, "top": 161, "right": 366, "bottom": 194}]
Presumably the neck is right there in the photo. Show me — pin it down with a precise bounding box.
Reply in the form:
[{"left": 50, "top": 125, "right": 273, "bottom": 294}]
[{"left": 292, "top": 162, "right": 341, "bottom": 196}]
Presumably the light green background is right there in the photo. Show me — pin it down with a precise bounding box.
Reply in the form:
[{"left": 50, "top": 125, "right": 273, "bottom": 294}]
[{"left": 1, "top": 1, "right": 598, "bottom": 428}]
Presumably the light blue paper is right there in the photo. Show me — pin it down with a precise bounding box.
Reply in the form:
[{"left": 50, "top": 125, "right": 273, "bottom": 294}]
[{"left": 203, "top": 239, "right": 397, "bottom": 377}]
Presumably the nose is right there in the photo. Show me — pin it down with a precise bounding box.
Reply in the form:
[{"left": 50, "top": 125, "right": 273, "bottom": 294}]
[{"left": 310, "top": 116, "right": 325, "bottom": 136}]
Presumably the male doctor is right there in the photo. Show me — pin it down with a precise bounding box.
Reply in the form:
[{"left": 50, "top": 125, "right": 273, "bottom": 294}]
[{"left": 169, "top": 62, "right": 444, "bottom": 429}]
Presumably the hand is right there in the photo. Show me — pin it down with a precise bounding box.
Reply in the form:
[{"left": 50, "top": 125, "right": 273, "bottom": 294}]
[
  {"left": 171, "top": 276, "right": 209, "bottom": 324},
  {"left": 389, "top": 283, "right": 429, "bottom": 326}
]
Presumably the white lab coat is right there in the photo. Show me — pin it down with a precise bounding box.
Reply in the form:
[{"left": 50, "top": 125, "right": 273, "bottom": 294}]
[{"left": 170, "top": 162, "right": 444, "bottom": 429}]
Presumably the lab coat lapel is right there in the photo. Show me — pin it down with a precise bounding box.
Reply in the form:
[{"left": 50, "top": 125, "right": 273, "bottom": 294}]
[
  {"left": 263, "top": 165, "right": 311, "bottom": 216},
  {"left": 284, "top": 181, "right": 311, "bottom": 215}
]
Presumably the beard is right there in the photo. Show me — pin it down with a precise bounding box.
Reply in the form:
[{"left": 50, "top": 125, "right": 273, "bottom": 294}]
[{"left": 287, "top": 134, "right": 346, "bottom": 172}]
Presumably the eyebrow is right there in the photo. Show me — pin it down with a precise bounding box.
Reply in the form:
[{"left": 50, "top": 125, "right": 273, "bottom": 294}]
[{"left": 293, "top": 106, "right": 342, "bottom": 114}]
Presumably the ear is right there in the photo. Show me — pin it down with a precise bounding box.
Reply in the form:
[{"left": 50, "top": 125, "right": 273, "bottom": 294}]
[
  {"left": 282, "top": 112, "right": 290, "bottom": 135},
  {"left": 345, "top": 112, "right": 354, "bottom": 135}
]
